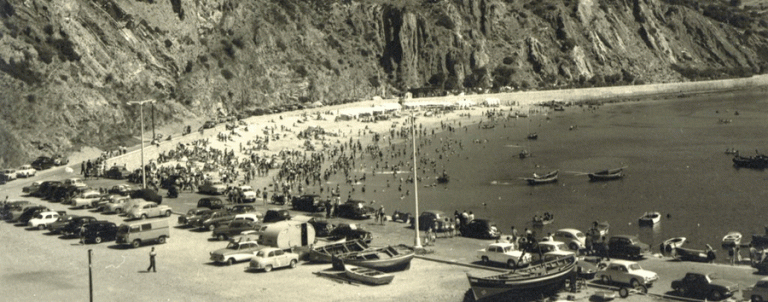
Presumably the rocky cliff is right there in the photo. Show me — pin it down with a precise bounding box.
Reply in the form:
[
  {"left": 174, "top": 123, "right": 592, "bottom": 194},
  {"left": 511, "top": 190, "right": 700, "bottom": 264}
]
[{"left": 0, "top": 0, "right": 766, "bottom": 166}]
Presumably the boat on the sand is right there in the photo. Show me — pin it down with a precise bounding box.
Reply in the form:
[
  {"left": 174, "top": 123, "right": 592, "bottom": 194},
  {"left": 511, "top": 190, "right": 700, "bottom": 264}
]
[
  {"left": 336, "top": 260, "right": 395, "bottom": 285},
  {"left": 721, "top": 231, "right": 742, "bottom": 248},
  {"left": 673, "top": 244, "right": 716, "bottom": 262},
  {"left": 309, "top": 239, "right": 369, "bottom": 263},
  {"left": 588, "top": 168, "right": 623, "bottom": 181},
  {"left": 466, "top": 254, "right": 577, "bottom": 300},
  {"left": 638, "top": 211, "right": 661, "bottom": 226},
  {"left": 659, "top": 237, "right": 686, "bottom": 255},
  {"left": 331, "top": 244, "right": 415, "bottom": 272}
]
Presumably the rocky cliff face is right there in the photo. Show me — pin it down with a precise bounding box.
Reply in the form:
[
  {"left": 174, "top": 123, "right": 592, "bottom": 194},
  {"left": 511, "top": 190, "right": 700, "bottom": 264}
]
[{"left": 0, "top": 0, "right": 766, "bottom": 166}]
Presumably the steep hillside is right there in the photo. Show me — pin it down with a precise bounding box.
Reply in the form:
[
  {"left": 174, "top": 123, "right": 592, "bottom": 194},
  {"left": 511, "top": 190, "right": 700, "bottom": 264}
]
[{"left": 0, "top": 0, "right": 766, "bottom": 166}]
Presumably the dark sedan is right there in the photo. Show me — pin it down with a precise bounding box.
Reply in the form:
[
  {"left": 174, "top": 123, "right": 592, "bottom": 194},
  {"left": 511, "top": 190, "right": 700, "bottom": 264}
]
[
  {"left": 328, "top": 223, "right": 373, "bottom": 243},
  {"left": 459, "top": 219, "right": 501, "bottom": 240},
  {"left": 105, "top": 166, "right": 131, "bottom": 179}
]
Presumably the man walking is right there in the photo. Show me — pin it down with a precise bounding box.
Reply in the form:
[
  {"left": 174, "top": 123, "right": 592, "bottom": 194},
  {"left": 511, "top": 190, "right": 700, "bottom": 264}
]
[{"left": 147, "top": 247, "right": 157, "bottom": 272}]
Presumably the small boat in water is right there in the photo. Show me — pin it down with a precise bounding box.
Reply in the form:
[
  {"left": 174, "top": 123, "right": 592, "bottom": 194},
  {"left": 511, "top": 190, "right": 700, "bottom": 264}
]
[
  {"left": 588, "top": 168, "right": 623, "bottom": 181},
  {"left": 466, "top": 254, "right": 577, "bottom": 300},
  {"left": 338, "top": 260, "right": 395, "bottom": 285},
  {"left": 638, "top": 212, "right": 661, "bottom": 226},
  {"left": 309, "top": 239, "right": 369, "bottom": 263},
  {"left": 527, "top": 133, "right": 538, "bottom": 140},
  {"left": 332, "top": 244, "right": 415, "bottom": 272},
  {"left": 660, "top": 237, "right": 686, "bottom": 255},
  {"left": 525, "top": 170, "right": 558, "bottom": 185},
  {"left": 721, "top": 231, "right": 742, "bottom": 248}
]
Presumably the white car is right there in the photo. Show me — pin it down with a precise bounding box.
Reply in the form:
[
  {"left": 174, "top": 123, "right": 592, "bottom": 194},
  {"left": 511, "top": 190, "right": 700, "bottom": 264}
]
[
  {"left": 28, "top": 211, "right": 61, "bottom": 230},
  {"left": 239, "top": 185, "right": 257, "bottom": 203},
  {"left": 126, "top": 201, "right": 172, "bottom": 219},
  {"left": 477, "top": 242, "right": 532, "bottom": 268},
  {"left": 2, "top": 169, "right": 17, "bottom": 181},
  {"left": 595, "top": 260, "right": 659, "bottom": 288},
  {"left": 72, "top": 191, "right": 103, "bottom": 208},
  {"left": 553, "top": 228, "right": 587, "bottom": 251},
  {"left": 16, "top": 165, "right": 36, "bottom": 178}
]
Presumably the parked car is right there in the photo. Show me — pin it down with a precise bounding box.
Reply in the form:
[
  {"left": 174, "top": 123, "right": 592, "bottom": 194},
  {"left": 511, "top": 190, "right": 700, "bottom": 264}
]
[
  {"left": 238, "top": 185, "right": 257, "bottom": 203},
  {"left": 202, "top": 120, "right": 217, "bottom": 129},
  {"left": 105, "top": 166, "right": 131, "bottom": 179},
  {"left": 671, "top": 272, "right": 738, "bottom": 300},
  {"left": 71, "top": 190, "right": 104, "bottom": 208},
  {"left": 82, "top": 221, "right": 118, "bottom": 244},
  {"left": 109, "top": 198, "right": 142, "bottom": 214},
  {"left": 247, "top": 248, "right": 299, "bottom": 272},
  {"left": 291, "top": 194, "right": 326, "bottom": 212},
  {"left": 213, "top": 220, "right": 261, "bottom": 241},
  {"left": 595, "top": 260, "right": 659, "bottom": 288},
  {"left": 48, "top": 214, "right": 79, "bottom": 234},
  {"left": 62, "top": 216, "right": 98, "bottom": 237},
  {"left": 31, "top": 156, "right": 55, "bottom": 170},
  {"left": 477, "top": 242, "right": 531, "bottom": 268},
  {"left": 228, "top": 204, "right": 256, "bottom": 214},
  {"left": 553, "top": 228, "right": 587, "bottom": 251},
  {"left": 116, "top": 219, "right": 170, "bottom": 248},
  {"left": 411, "top": 210, "right": 447, "bottom": 231},
  {"left": 32, "top": 180, "right": 60, "bottom": 197},
  {"left": 27, "top": 211, "right": 61, "bottom": 230},
  {"left": 52, "top": 155, "right": 69, "bottom": 166},
  {"left": 15, "top": 205, "right": 50, "bottom": 225},
  {"left": 130, "top": 188, "right": 163, "bottom": 205},
  {"left": 63, "top": 178, "right": 86, "bottom": 187},
  {"left": 608, "top": 235, "right": 650, "bottom": 259},
  {"left": 309, "top": 219, "right": 335, "bottom": 237},
  {"left": 197, "top": 197, "right": 227, "bottom": 210},
  {"left": 93, "top": 195, "right": 127, "bottom": 211},
  {"left": 199, "top": 180, "right": 227, "bottom": 195},
  {"left": 178, "top": 208, "right": 213, "bottom": 226},
  {"left": 126, "top": 201, "right": 172, "bottom": 220},
  {"left": 59, "top": 186, "right": 92, "bottom": 205},
  {"left": 1, "top": 200, "right": 32, "bottom": 220},
  {"left": 16, "top": 165, "right": 36, "bottom": 178},
  {"left": 210, "top": 240, "right": 263, "bottom": 265},
  {"left": 22, "top": 181, "right": 43, "bottom": 195},
  {"left": 1, "top": 169, "right": 17, "bottom": 182},
  {"left": 328, "top": 223, "right": 373, "bottom": 243},
  {"left": 233, "top": 213, "right": 261, "bottom": 222},
  {"left": 460, "top": 219, "right": 501, "bottom": 239},
  {"left": 262, "top": 209, "right": 291, "bottom": 223},
  {"left": 336, "top": 200, "right": 375, "bottom": 220},
  {"left": 742, "top": 277, "right": 768, "bottom": 302},
  {"left": 199, "top": 210, "right": 237, "bottom": 231},
  {"left": 108, "top": 184, "right": 135, "bottom": 196}
]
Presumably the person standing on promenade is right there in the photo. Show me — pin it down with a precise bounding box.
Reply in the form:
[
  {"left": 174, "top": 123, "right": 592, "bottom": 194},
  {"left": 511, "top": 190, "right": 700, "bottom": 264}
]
[
  {"left": 511, "top": 226, "right": 519, "bottom": 242},
  {"left": 147, "top": 247, "right": 157, "bottom": 272}
]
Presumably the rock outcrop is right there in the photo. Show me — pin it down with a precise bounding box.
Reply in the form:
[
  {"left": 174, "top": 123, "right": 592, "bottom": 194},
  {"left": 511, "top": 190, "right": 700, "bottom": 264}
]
[{"left": 0, "top": 0, "right": 766, "bottom": 166}]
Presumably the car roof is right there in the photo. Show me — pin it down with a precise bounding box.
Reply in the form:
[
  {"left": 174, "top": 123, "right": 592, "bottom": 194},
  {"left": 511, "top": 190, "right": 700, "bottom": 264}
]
[
  {"left": 612, "top": 235, "right": 637, "bottom": 239},
  {"left": 556, "top": 228, "right": 583, "bottom": 234},
  {"left": 489, "top": 242, "right": 515, "bottom": 247},
  {"left": 607, "top": 259, "right": 635, "bottom": 266},
  {"left": 539, "top": 240, "right": 566, "bottom": 246}
]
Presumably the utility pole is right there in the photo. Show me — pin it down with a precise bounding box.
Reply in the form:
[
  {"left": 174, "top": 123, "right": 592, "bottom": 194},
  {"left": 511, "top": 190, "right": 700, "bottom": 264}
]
[
  {"left": 88, "top": 249, "right": 93, "bottom": 302},
  {"left": 412, "top": 110, "right": 422, "bottom": 249},
  {"left": 128, "top": 99, "right": 156, "bottom": 189},
  {"left": 151, "top": 102, "right": 156, "bottom": 141}
]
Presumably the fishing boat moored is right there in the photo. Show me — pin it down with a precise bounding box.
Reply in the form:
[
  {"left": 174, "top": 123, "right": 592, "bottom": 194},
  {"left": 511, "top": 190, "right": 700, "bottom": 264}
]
[
  {"left": 721, "top": 232, "right": 742, "bottom": 248},
  {"left": 332, "top": 244, "right": 415, "bottom": 272},
  {"left": 638, "top": 212, "right": 661, "bottom": 226},
  {"left": 309, "top": 239, "right": 369, "bottom": 263},
  {"left": 338, "top": 260, "right": 395, "bottom": 285},
  {"left": 466, "top": 254, "right": 577, "bottom": 300},
  {"left": 588, "top": 168, "right": 623, "bottom": 181}
]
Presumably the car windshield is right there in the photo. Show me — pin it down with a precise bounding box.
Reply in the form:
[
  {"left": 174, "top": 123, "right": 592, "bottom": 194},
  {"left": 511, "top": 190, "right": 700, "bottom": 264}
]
[
  {"left": 556, "top": 243, "right": 568, "bottom": 250},
  {"left": 226, "top": 242, "right": 239, "bottom": 249},
  {"left": 628, "top": 263, "right": 642, "bottom": 270},
  {"left": 255, "top": 250, "right": 267, "bottom": 257},
  {"left": 35, "top": 214, "right": 44, "bottom": 219},
  {"left": 187, "top": 209, "right": 197, "bottom": 215},
  {"left": 576, "top": 232, "right": 585, "bottom": 238}
]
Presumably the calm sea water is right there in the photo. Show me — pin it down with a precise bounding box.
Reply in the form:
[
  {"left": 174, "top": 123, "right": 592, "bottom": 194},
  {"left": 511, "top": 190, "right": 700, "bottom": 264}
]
[{"left": 311, "top": 90, "right": 768, "bottom": 262}]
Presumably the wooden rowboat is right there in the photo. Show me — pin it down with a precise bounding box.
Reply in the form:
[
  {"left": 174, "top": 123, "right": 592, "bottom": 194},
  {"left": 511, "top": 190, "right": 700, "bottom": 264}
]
[
  {"left": 588, "top": 168, "right": 623, "bottom": 181},
  {"left": 525, "top": 170, "right": 558, "bottom": 185},
  {"left": 332, "top": 244, "right": 415, "bottom": 272},
  {"left": 342, "top": 262, "right": 394, "bottom": 285},
  {"left": 309, "top": 239, "right": 369, "bottom": 263},
  {"left": 467, "top": 254, "right": 576, "bottom": 300}
]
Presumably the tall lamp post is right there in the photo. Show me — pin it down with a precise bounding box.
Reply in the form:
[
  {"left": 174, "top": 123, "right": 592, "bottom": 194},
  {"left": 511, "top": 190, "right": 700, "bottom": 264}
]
[
  {"left": 128, "top": 99, "right": 156, "bottom": 189},
  {"left": 412, "top": 110, "right": 422, "bottom": 249}
]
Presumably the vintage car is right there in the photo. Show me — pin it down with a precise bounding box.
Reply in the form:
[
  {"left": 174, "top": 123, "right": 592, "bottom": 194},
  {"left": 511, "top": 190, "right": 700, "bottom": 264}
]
[
  {"left": 14, "top": 205, "right": 50, "bottom": 224},
  {"left": 52, "top": 155, "right": 69, "bottom": 166},
  {"left": 460, "top": 219, "right": 501, "bottom": 240},
  {"left": 130, "top": 188, "right": 163, "bottom": 204},
  {"left": 742, "top": 277, "right": 768, "bottom": 302},
  {"left": 105, "top": 166, "right": 131, "bottom": 179},
  {"left": 94, "top": 195, "right": 128, "bottom": 212},
  {"left": 108, "top": 198, "right": 142, "bottom": 214},
  {"left": 27, "top": 211, "right": 61, "bottom": 230},
  {"left": 291, "top": 194, "right": 326, "bottom": 212},
  {"left": 671, "top": 272, "right": 738, "bottom": 300},
  {"left": 411, "top": 210, "right": 447, "bottom": 231},
  {"left": 22, "top": 181, "right": 43, "bottom": 195},
  {"left": 126, "top": 201, "right": 172, "bottom": 220},
  {"left": 197, "top": 197, "right": 227, "bottom": 210},
  {"left": 71, "top": 190, "right": 104, "bottom": 208},
  {"left": 178, "top": 208, "right": 214, "bottom": 226},
  {"left": 1, "top": 169, "right": 17, "bottom": 181},
  {"left": 62, "top": 216, "right": 98, "bottom": 237},
  {"left": 82, "top": 221, "right": 118, "bottom": 244},
  {"left": 309, "top": 219, "right": 335, "bottom": 237},
  {"left": 48, "top": 214, "right": 80, "bottom": 234},
  {"left": 108, "top": 184, "right": 135, "bottom": 196},
  {"left": 16, "top": 165, "right": 37, "bottom": 178},
  {"left": 336, "top": 200, "right": 374, "bottom": 220},
  {"left": 247, "top": 248, "right": 299, "bottom": 272},
  {"left": 328, "top": 223, "right": 373, "bottom": 243},
  {"left": 199, "top": 180, "right": 227, "bottom": 195},
  {"left": 595, "top": 260, "right": 659, "bottom": 288},
  {"left": 238, "top": 185, "right": 257, "bottom": 203},
  {"left": 32, "top": 180, "right": 61, "bottom": 198},
  {"left": 553, "top": 228, "right": 588, "bottom": 251},
  {"left": 31, "top": 156, "right": 56, "bottom": 170},
  {"left": 210, "top": 240, "right": 263, "bottom": 265},
  {"left": 212, "top": 220, "right": 261, "bottom": 241},
  {"left": 262, "top": 209, "right": 291, "bottom": 223},
  {"left": 608, "top": 235, "right": 650, "bottom": 259},
  {"left": 477, "top": 242, "right": 531, "bottom": 268},
  {"left": 228, "top": 204, "right": 256, "bottom": 214},
  {"left": 200, "top": 210, "right": 238, "bottom": 231},
  {"left": 202, "top": 120, "right": 217, "bottom": 129}
]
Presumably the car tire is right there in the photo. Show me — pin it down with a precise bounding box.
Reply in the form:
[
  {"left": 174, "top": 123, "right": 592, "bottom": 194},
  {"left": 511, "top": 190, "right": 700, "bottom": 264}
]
[
  {"left": 131, "top": 240, "right": 141, "bottom": 248},
  {"left": 507, "top": 260, "right": 516, "bottom": 269},
  {"left": 601, "top": 275, "right": 611, "bottom": 284},
  {"left": 116, "top": 208, "right": 122, "bottom": 214},
  {"left": 141, "top": 214, "right": 147, "bottom": 220},
  {"left": 290, "top": 259, "right": 297, "bottom": 268},
  {"left": 38, "top": 224, "right": 45, "bottom": 230},
  {"left": 208, "top": 224, "right": 216, "bottom": 231},
  {"left": 217, "top": 234, "right": 226, "bottom": 241},
  {"left": 752, "top": 295, "right": 764, "bottom": 302},
  {"left": 569, "top": 242, "right": 579, "bottom": 251},
  {"left": 94, "top": 236, "right": 102, "bottom": 244},
  {"left": 165, "top": 211, "right": 171, "bottom": 217},
  {"left": 630, "top": 279, "right": 641, "bottom": 289},
  {"left": 481, "top": 256, "right": 489, "bottom": 264},
  {"left": 674, "top": 286, "right": 686, "bottom": 296},
  {"left": 264, "top": 265, "right": 272, "bottom": 272},
  {"left": 709, "top": 290, "right": 724, "bottom": 301},
  {"left": 157, "top": 236, "right": 166, "bottom": 244},
  {"left": 227, "top": 258, "right": 234, "bottom": 266}
]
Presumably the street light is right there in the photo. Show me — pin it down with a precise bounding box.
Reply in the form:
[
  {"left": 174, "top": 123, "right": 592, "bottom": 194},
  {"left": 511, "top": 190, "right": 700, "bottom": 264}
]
[
  {"left": 412, "top": 110, "right": 422, "bottom": 249},
  {"left": 127, "top": 99, "right": 156, "bottom": 189}
]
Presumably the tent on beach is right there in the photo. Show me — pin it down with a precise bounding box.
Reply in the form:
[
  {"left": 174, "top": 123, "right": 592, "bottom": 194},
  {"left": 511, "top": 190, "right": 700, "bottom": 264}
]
[{"left": 483, "top": 98, "right": 500, "bottom": 107}]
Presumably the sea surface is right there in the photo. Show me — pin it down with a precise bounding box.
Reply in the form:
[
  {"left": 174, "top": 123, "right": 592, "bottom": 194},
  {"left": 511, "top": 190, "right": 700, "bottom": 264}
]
[{"left": 311, "top": 89, "right": 768, "bottom": 263}]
